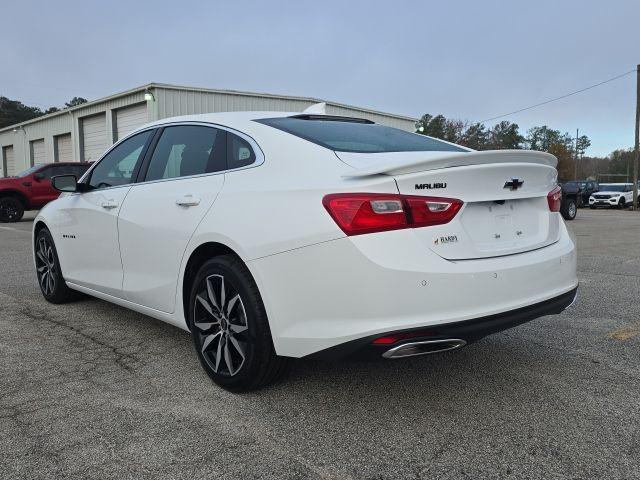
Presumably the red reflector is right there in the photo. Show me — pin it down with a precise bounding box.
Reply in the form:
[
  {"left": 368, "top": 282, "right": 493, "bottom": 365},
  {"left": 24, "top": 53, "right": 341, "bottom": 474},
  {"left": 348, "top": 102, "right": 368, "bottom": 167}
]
[
  {"left": 547, "top": 185, "right": 562, "bottom": 212},
  {"left": 323, "top": 193, "right": 463, "bottom": 236},
  {"left": 372, "top": 330, "right": 434, "bottom": 345}
]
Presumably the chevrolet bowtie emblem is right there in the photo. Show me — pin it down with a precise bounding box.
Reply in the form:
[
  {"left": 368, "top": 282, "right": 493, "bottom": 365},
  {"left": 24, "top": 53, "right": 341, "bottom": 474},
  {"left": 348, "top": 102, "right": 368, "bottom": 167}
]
[{"left": 504, "top": 178, "right": 524, "bottom": 191}]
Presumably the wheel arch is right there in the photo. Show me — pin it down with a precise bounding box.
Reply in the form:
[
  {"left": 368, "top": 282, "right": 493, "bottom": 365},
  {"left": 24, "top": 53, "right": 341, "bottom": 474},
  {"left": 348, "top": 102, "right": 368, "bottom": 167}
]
[
  {"left": 0, "top": 189, "right": 30, "bottom": 209},
  {"left": 181, "top": 241, "right": 248, "bottom": 330}
]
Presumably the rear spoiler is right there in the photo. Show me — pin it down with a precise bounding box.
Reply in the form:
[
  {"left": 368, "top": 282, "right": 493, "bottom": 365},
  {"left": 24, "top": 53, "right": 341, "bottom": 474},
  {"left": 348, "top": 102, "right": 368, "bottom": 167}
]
[{"left": 340, "top": 150, "right": 557, "bottom": 178}]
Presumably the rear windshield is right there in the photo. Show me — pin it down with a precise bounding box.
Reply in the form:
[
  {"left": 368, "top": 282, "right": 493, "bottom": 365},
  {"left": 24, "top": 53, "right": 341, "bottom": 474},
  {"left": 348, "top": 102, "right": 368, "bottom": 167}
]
[{"left": 256, "top": 117, "right": 466, "bottom": 153}]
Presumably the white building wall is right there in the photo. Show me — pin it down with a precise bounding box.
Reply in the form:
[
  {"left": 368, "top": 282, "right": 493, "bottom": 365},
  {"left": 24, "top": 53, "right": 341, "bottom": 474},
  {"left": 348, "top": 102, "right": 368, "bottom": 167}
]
[{"left": 0, "top": 84, "right": 416, "bottom": 176}]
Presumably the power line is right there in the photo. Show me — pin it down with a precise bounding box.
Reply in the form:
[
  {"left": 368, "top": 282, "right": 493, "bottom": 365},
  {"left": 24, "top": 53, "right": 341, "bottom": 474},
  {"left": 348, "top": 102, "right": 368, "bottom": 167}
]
[{"left": 479, "top": 69, "right": 636, "bottom": 124}]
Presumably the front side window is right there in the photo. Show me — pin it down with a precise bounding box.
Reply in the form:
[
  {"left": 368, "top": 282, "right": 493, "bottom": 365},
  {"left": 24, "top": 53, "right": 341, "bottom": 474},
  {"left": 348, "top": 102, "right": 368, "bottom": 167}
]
[
  {"left": 144, "top": 126, "right": 225, "bottom": 182},
  {"left": 88, "top": 130, "right": 153, "bottom": 189},
  {"left": 256, "top": 117, "right": 467, "bottom": 154}
]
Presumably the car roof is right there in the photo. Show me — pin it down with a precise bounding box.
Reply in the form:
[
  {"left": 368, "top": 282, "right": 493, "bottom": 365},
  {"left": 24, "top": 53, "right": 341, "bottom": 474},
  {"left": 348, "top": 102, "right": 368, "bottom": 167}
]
[{"left": 144, "top": 111, "right": 294, "bottom": 130}]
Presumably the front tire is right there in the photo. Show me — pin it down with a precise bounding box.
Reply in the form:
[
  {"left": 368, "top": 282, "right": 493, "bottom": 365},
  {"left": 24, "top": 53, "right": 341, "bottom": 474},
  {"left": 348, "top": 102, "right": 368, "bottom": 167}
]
[
  {"left": 0, "top": 196, "right": 25, "bottom": 223},
  {"left": 189, "top": 255, "right": 290, "bottom": 392},
  {"left": 34, "top": 228, "right": 81, "bottom": 303},
  {"left": 618, "top": 198, "right": 626, "bottom": 209},
  {"left": 561, "top": 198, "right": 577, "bottom": 220}
]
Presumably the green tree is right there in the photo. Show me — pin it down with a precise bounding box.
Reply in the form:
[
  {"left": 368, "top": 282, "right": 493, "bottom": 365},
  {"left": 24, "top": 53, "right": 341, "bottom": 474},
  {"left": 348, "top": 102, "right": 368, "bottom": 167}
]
[
  {"left": 488, "top": 121, "right": 524, "bottom": 149},
  {"left": 459, "top": 122, "right": 488, "bottom": 150},
  {"left": 64, "top": 97, "right": 88, "bottom": 108},
  {"left": 526, "top": 126, "right": 573, "bottom": 152},
  {"left": 576, "top": 135, "right": 591, "bottom": 158},
  {"left": 0, "top": 97, "right": 43, "bottom": 128},
  {"left": 443, "top": 118, "right": 465, "bottom": 143},
  {"left": 415, "top": 114, "right": 448, "bottom": 140}
]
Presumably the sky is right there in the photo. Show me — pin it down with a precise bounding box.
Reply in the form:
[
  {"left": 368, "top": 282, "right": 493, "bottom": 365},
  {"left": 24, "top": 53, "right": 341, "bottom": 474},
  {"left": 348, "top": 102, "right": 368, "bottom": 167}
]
[{"left": 1, "top": 0, "right": 638, "bottom": 156}]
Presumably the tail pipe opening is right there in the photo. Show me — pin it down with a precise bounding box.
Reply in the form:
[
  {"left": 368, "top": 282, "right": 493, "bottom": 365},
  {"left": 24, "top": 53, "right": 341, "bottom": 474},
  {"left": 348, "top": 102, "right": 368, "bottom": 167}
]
[{"left": 382, "top": 339, "right": 467, "bottom": 359}]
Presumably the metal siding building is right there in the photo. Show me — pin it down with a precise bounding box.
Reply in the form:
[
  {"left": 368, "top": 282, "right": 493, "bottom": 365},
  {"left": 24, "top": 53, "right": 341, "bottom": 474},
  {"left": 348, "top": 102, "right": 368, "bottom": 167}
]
[{"left": 0, "top": 83, "right": 417, "bottom": 176}]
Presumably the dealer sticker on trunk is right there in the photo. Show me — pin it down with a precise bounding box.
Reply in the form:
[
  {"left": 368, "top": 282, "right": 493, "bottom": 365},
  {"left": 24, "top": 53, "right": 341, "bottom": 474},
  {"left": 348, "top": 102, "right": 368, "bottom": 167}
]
[{"left": 434, "top": 235, "right": 458, "bottom": 245}]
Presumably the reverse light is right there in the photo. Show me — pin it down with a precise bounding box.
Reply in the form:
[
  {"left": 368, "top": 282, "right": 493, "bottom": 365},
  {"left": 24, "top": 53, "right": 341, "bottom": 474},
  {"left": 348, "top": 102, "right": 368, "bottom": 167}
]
[
  {"left": 547, "top": 186, "right": 562, "bottom": 212},
  {"left": 322, "top": 193, "right": 463, "bottom": 236}
]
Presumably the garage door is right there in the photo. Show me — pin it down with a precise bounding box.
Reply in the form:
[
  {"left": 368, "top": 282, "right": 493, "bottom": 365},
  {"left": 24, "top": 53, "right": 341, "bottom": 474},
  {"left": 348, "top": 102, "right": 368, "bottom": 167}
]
[
  {"left": 55, "top": 133, "right": 73, "bottom": 162},
  {"left": 115, "top": 103, "right": 148, "bottom": 140},
  {"left": 2, "top": 145, "right": 15, "bottom": 177},
  {"left": 31, "top": 139, "right": 46, "bottom": 165},
  {"left": 81, "top": 113, "right": 108, "bottom": 162}
]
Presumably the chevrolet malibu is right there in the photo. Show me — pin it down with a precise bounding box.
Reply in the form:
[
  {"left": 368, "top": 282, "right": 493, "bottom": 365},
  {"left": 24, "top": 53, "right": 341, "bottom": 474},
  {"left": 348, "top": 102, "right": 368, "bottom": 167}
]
[{"left": 33, "top": 111, "right": 578, "bottom": 391}]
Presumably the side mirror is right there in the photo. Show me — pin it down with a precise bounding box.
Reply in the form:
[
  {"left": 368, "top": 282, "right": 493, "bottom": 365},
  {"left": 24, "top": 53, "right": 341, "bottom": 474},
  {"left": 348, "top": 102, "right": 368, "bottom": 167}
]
[
  {"left": 33, "top": 172, "right": 45, "bottom": 181},
  {"left": 52, "top": 175, "right": 78, "bottom": 193}
]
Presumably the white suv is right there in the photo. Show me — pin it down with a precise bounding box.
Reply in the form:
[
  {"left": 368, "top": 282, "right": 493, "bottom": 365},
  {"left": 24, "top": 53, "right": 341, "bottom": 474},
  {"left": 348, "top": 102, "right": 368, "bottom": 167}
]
[{"left": 589, "top": 183, "right": 633, "bottom": 209}]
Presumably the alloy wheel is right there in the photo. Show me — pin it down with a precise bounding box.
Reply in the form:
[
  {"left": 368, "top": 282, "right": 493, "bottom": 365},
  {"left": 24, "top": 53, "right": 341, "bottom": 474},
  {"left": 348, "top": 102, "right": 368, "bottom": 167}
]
[
  {"left": 0, "top": 199, "right": 20, "bottom": 221},
  {"left": 35, "top": 236, "right": 57, "bottom": 296},
  {"left": 193, "top": 274, "right": 249, "bottom": 377},
  {"left": 568, "top": 202, "right": 576, "bottom": 218}
]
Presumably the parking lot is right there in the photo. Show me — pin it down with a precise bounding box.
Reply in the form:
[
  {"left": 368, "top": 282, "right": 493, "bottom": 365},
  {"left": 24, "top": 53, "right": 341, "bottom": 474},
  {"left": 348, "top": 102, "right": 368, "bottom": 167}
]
[{"left": 0, "top": 210, "right": 639, "bottom": 479}]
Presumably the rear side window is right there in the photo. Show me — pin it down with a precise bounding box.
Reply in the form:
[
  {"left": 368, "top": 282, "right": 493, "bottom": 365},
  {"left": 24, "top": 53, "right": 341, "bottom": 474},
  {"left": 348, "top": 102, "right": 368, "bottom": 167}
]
[
  {"left": 256, "top": 117, "right": 466, "bottom": 153},
  {"left": 227, "top": 133, "right": 256, "bottom": 169},
  {"left": 144, "top": 126, "right": 225, "bottom": 182}
]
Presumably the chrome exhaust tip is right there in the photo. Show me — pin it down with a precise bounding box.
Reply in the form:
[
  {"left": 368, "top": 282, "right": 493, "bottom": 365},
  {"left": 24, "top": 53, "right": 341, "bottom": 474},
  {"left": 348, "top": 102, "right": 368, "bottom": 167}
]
[{"left": 382, "top": 339, "right": 467, "bottom": 359}]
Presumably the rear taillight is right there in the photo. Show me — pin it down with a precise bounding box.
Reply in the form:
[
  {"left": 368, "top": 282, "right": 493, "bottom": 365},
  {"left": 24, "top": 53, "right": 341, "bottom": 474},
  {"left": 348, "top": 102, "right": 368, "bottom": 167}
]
[
  {"left": 322, "top": 193, "right": 463, "bottom": 236},
  {"left": 547, "top": 186, "right": 562, "bottom": 212}
]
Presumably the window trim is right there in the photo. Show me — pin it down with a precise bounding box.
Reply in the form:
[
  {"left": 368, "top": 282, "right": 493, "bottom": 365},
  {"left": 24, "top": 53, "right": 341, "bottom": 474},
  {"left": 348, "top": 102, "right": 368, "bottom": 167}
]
[
  {"left": 81, "top": 128, "right": 157, "bottom": 192},
  {"left": 135, "top": 125, "right": 228, "bottom": 184},
  {"left": 78, "top": 121, "right": 264, "bottom": 192},
  {"left": 131, "top": 122, "right": 264, "bottom": 188}
]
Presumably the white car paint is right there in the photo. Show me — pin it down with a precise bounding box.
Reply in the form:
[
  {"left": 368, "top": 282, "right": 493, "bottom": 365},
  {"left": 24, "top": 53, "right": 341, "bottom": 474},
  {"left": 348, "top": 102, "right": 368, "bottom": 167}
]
[
  {"left": 589, "top": 183, "right": 633, "bottom": 208},
  {"left": 34, "top": 111, "right": 578, "bottom": 359}
]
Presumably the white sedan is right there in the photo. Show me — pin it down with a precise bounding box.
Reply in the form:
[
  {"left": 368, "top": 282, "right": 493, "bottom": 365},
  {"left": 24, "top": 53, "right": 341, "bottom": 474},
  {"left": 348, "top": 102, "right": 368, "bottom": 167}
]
[{"left": 34, "top": 111, "right": 578, "bottom": 391}]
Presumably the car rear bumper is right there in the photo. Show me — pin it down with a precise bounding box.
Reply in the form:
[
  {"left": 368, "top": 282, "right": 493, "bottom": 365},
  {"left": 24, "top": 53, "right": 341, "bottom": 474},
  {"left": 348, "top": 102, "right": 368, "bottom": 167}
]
[
  {"left": 249, "top": 220, "right": 578, "bottom": 358},
  {"left": 304, "top": 286, "right": 577, "bottom": 360}
]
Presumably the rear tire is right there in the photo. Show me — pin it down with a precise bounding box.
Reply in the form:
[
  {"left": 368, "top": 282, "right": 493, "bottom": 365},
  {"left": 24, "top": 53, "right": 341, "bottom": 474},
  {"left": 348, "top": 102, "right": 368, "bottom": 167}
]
[
  {"left": 0, "top": 196, "right": 24, "bottom": 223},
  {"left": 561, "top": 198, "right": 577, "bottom": 220},
  {"left": 34, "top": 228, "right": 81, "bottom": 303},
  {"left": 189, "top": 255, "right": 291, "bottom": 392}
]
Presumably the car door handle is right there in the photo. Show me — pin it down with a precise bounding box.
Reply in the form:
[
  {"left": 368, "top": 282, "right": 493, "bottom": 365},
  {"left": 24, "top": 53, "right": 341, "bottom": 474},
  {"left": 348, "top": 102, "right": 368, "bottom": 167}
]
[
  {"left": 175, "top": 195, "right": 201, "bottom": 207},
  {"left": 101, "top": 199, "right": 118, "bottom": 210}
]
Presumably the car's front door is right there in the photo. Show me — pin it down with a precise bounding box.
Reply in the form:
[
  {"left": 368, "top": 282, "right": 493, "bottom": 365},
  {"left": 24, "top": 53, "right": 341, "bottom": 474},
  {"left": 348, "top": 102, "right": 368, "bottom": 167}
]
[
  {"left": 53, "top": 130, "right": 155, "bottom": 297},
  {"left": 29, "top": 165, "right": 58, "bottom": 207},
  {"left": 117, "top": 124, "right": 229, "bottom": 313}
]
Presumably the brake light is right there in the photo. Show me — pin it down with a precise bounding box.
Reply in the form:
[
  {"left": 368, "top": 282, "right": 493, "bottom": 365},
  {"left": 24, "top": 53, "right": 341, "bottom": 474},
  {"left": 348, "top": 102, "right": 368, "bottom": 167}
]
[
  {"left": 547, "top": 186, "right": 562, "bottom": 212},
  {"left": 323, "top": 193, "right": 463, "bottom": 236}
]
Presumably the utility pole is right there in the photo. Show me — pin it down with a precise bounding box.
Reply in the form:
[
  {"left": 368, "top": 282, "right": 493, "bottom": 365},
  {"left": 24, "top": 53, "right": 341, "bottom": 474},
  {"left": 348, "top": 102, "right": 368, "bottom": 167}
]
[
  {"left": 634, "top": 64, "right": 640, "bottom": 211},
  {"left": 574, "top": 128, "right": 579, "bottom": 180}
]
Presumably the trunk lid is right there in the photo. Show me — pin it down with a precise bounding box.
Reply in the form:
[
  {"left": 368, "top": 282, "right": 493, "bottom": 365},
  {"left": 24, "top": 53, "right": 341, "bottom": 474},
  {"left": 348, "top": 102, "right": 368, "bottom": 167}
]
[{"left": 337, "top": 150, "right": 560, "bottom": 260}]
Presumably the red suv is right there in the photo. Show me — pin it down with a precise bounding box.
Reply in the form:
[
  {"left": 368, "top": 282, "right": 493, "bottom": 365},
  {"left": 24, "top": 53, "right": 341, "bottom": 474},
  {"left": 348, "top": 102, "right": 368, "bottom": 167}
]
[{"left": 0, "top": 162, "right": 92, "bottom": 222}]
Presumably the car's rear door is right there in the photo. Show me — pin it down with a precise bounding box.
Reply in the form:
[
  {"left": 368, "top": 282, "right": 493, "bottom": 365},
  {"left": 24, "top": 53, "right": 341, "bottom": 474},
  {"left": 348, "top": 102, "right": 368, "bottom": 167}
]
[
  {"left": 53, "top": 129, "right": 155, "bottom": 297},
  {"left": 117, "top": 123, "right": 238, "bottom": 313}
]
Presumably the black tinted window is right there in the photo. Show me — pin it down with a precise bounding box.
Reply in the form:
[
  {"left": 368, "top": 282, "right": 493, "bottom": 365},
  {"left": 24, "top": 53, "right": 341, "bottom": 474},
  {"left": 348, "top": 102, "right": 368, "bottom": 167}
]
[
  {"left": 227, "top": 133, "right": 256, "bottom": 169},
  {"left": 145, "top": 126, "right": 225, "bottom": 181},
  {"left": 89, "top": 130, "right": 153, "bottom": 189},
  {"left": 256, "top": 117, "right": 466, "bottom": 153}
]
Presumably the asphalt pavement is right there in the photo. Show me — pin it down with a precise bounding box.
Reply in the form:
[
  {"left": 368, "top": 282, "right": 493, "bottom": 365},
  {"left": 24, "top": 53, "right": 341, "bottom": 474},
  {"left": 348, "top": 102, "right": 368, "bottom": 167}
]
[{"left": 1, "top": 209, "right": 639, "bottom": 479}]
